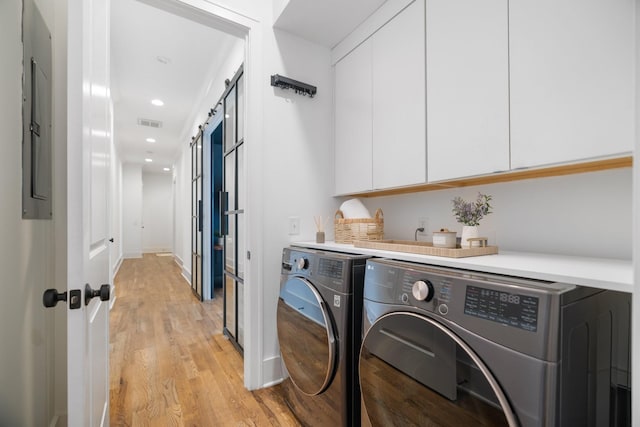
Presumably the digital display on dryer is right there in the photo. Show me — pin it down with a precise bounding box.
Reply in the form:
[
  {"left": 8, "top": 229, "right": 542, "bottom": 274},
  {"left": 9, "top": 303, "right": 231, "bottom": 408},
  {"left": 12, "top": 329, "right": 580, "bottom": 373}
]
[
  {"left": 318, "top": 259, "right": 344, "bottom": 280},
  {"left": 464, "top": 285, "right": 539, "bottom": 332}
]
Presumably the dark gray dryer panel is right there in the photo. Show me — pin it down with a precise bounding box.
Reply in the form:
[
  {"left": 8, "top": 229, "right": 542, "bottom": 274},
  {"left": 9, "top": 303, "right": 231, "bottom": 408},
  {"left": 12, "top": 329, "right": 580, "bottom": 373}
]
[{"left": 22, "top": 0, "right": 52, "bottom": 219}]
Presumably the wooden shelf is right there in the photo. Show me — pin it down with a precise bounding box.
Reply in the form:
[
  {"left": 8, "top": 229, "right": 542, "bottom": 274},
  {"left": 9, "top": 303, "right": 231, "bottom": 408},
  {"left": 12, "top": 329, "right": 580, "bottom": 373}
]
[
  {"left": 354, "top": 239, "right": 498, "bottom": 258},
  {"left": 345, "top": 156, "right": 632, "bottom": 198}
]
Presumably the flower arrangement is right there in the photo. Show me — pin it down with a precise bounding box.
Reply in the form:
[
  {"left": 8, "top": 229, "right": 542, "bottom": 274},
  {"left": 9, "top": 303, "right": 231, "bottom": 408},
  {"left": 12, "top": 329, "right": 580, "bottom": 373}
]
[{"left": 452, "top": 193, "right": 493, "bottom": 226}]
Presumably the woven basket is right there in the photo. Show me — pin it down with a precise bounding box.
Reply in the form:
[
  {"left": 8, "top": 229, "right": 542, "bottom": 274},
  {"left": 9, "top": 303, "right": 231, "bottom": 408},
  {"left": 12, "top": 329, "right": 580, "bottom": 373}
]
[{"left": 334, "top": 208, "right": 384, "bottom": 244}]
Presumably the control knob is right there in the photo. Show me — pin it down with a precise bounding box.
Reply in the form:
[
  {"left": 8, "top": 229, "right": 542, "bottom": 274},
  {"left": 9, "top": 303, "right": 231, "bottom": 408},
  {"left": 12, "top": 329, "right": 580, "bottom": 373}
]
[
  {"left": 296, "top": 257, "right": 309, "bottom": 270},
  {"left": 412, "top": 280, "right": 435, "bottom": 302}
]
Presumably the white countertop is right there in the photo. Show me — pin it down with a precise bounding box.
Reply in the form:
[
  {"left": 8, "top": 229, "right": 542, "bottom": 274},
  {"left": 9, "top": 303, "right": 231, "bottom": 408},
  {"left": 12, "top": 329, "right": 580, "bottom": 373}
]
[{"left": 291, "top": 241, "right": 633, "bottom": 293}]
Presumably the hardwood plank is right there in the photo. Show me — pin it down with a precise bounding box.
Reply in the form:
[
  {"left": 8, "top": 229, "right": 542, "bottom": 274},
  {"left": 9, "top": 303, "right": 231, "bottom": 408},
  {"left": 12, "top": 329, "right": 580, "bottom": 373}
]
[{"left": 110, "top": 254, "right": 299, "bottom": 426}]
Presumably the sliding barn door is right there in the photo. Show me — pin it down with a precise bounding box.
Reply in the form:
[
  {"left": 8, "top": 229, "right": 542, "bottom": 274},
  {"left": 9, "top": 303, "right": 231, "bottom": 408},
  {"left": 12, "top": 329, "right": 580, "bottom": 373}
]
[
  {"left": 191, "top": 131, "right": 203, "bottom": 300},
  {"left": 222, "top": 66, "right": 244, "bottom": 351}
]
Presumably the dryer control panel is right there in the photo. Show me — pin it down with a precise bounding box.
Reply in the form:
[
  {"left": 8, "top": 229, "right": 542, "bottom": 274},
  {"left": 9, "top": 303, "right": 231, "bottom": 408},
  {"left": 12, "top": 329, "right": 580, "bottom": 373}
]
[
  {"left": 396, "top": 267, "right": 454, "bottom": 316},
  {"left": 463, "top": 285, "right": 539, "bottom": 332},
  {"left": 363, "top": 258, "right": 578, "bottom": 358}
]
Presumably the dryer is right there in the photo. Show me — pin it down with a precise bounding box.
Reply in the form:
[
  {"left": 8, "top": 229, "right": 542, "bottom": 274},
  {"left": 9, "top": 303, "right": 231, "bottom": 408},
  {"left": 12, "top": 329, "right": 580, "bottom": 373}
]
[
  {"left": 277, "top": 247, "right": 369, "bottom": 426},
  {"left": 360, "top": 258, "right": 631, "bottom": 427}
]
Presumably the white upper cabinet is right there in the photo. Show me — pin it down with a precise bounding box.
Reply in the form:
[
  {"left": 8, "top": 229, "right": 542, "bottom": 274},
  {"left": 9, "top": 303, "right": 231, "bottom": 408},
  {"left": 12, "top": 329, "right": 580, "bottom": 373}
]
[
  {"left": 509, "top": 0, "right": 634, "bottom": 169},
  {"left": 335, "top": 0, "right": 425, "bottom": 195},
  {"left": 335, "top": 39, "right": 373, "bottom": 195},
  {"left": 372, "top": 0, "right": 426, "bottom": 189},
  {"left": 426, "top": 0, "right": 509, "bottom": 182}
]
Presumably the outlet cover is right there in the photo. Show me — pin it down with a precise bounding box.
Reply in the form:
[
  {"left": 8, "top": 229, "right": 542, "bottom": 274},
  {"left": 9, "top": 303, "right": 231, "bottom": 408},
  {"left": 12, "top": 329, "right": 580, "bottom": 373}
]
[{"left": 418, "top": 217, "right": 428, "bottom": 233}]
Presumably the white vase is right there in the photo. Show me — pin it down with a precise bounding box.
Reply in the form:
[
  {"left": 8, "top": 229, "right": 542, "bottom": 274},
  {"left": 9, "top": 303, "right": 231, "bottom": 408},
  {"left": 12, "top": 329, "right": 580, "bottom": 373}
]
[{"left": 460, "top": 225, "right": 480, "bottom": 248}]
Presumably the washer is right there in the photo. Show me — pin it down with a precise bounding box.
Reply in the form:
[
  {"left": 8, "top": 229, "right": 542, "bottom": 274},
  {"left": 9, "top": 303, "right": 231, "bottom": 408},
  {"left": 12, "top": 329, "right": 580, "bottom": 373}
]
[
  {"left": 360, "top": 258, "right": 631, "bottom": 427},
  {"left": 277, "top": 247, "right": 370, "bottom": 426}
]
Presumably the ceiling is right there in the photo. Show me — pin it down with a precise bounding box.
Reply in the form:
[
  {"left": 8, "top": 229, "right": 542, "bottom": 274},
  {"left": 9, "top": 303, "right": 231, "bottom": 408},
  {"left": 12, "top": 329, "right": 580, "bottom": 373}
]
[
  {"left": 273, "top": 0, "right": 387, "bottom": 48},
  {"left": 110, "top": 0, "right": 240, "bottom": 173},
  {"left": 111, "top": 0, "right": 387, "bottom": 173}
]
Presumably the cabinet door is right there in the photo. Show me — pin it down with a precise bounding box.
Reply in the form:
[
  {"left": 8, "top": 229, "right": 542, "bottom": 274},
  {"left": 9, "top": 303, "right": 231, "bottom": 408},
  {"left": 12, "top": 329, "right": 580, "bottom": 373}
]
[
  {"left": 510, "top": 0, "right": 634, "bottom": 169},
  {"left": 372, "top": 0, "right": 426, "bottom": 189},
  {"left": 335, "top": 39, "right": 373, "bottom": 195},
  {"left": 426, "top": 0, "right": 509, "bottom": 182}
]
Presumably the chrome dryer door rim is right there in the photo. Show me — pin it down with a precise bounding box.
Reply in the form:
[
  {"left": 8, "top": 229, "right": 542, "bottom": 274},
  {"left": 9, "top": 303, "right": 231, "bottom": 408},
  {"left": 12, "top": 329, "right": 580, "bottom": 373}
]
[
  {"left": 360, "top": 311, "right": 518, "bottom": 427},
  {"left": 277, "top": 277, "right": 337, "bottom": 396}
]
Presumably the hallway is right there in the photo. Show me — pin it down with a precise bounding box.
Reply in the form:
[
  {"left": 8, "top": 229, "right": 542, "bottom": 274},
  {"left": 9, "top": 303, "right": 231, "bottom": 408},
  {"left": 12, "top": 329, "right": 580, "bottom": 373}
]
[{"left": 109, "top": 254, "right": 299, "bottom": 426}]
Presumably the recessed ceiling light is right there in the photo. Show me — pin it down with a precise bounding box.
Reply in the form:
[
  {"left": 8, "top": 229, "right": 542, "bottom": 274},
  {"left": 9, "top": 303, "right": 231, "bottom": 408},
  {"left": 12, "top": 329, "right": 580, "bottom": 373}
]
[
  {"left": 163, "top": 167, "right": 171, "bottom": 171},
  {"left": 151, "top": 99, "right": 164, "bottom": 107},
  {"left": 145, "top": 158, "right": 153, "bottom": 163},
  {"left": 146, "top": 137, "right": 156, "bottom": 143}
]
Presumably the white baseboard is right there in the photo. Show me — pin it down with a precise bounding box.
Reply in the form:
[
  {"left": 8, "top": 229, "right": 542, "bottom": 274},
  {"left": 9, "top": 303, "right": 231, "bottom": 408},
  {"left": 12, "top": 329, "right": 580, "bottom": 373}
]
[
  {"left": 143, "top": 247, "right": 172, "bottom": 253},
  {"left": 123, "top": 252, "right": 142, "bottom": 259},
  {"left": 261, "top": 355, "right": 284, "bottom": 388},
  {"left": 181, "top": 266, "right": 191, "bottom": 284},
  {"left": 262, "top": 377, "right": 285, "bottom": 388},
  {"left": 99, "top": 401, "right": 107, "bottom": 427},
  {"left": 112, "top": 256, "right": 123, "bottom": 276},
  {"left": 174, "top": 254, "right": 184, "bottom": 267}
]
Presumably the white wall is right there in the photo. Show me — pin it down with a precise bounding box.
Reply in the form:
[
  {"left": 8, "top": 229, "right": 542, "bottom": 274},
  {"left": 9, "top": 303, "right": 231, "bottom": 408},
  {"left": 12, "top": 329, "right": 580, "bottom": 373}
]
[
  {"left": 0, "top": 0, "right": 60, "bottom": 425},
  {"left": 360, "top": 168, "right": 633, "bottom": 260},
  {"left": 272, "top": 0, "right": 290, "bottom": 21},
  {"left": 51, "top": 0, "right": 68, "bottom": 420},
  {"left": 122, "top": 163, "right": 143, "bottom": 258},
  {"left": 180, "top": 38, "right": 244, "bottom": 143},
  {"left": 259, "top": 30, "right": 337, "bottom": 382},
  {"left": 142, "top": 172, "right": 174, "bottom": 253},
  {"left": 174, "top": 146, "right": 191, "bottom": 281},
  {"left": 110, "top": 135, "right": 123, "bottom": 276}
]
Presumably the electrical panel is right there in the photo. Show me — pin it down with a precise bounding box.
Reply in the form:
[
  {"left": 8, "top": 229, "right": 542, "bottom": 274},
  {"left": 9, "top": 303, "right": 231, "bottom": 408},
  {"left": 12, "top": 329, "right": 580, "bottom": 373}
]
[{"left": 22, "top": 0, "right": 52, "bottom": 219}]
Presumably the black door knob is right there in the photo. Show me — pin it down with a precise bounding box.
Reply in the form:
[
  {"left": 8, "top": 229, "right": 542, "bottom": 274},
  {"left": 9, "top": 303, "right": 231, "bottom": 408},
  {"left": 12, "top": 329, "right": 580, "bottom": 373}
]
[
  {"left": 85, "top": 283, "right": 110, "bottom": 306},
  {"left": 43, "top": 289, "right": 67, "bottom": 308}
]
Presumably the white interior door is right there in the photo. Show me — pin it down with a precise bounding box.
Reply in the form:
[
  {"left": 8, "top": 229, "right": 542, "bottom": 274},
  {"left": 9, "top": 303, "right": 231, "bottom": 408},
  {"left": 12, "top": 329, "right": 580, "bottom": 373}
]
[{"left": 67, "top": 0, "right": 112, "bottom": 425}]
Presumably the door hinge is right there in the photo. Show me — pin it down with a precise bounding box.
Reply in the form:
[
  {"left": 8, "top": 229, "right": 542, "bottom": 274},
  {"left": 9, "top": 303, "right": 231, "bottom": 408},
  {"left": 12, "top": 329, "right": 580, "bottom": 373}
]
[{"left": 247, "top": 251, "right": 251, "bottom": 260}]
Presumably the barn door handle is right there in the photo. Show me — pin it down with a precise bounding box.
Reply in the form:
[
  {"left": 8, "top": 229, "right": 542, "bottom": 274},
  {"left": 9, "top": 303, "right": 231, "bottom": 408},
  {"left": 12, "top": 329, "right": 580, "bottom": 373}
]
[{"left": 85, "top": 284, "right": 110, "bottom": 306}]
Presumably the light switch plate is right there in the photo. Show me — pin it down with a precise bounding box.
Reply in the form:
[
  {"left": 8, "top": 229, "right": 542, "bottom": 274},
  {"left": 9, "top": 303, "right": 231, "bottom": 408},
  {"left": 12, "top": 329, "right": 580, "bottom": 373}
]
[{"left": 288, "top": 217, "right": 300, "bottom": 235}]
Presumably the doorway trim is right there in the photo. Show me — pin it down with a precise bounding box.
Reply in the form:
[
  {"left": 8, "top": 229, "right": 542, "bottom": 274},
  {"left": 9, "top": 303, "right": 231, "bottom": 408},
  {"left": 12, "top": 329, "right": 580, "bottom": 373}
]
[{"left": 139, "top": 0, "right": 264, "bottom": 390}]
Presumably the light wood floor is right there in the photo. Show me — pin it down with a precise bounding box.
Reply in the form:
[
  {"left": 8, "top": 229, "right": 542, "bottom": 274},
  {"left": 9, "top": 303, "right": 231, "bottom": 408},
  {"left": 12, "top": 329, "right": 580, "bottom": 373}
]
[{"left": 109, "top": 254, "right": 300, "bottom": 426}]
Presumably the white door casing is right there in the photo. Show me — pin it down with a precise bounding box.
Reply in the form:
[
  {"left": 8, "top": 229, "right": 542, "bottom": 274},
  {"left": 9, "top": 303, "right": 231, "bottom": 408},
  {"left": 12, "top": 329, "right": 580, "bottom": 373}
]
[
  {"left": 67, "top": 0, "right": 112, "bottom": 425},
  {"left": 139, "top": 0, "right": 265, "bottom": 389}
]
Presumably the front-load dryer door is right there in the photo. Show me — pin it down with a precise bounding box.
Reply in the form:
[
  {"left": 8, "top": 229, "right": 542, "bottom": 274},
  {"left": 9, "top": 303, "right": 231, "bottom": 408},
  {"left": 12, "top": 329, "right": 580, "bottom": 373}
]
[
  {"left": 277, "top": 277, "right": 337, "bottom": 396},
  {"left": 360, "top": 312, "right": 518, "bottom": 427}
]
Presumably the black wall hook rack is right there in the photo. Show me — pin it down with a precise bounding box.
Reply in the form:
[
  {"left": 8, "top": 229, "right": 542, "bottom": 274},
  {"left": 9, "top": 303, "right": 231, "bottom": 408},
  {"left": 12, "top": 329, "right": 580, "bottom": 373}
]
[{"left": 270, "top": 74, "right": 317, "bottom": 98}]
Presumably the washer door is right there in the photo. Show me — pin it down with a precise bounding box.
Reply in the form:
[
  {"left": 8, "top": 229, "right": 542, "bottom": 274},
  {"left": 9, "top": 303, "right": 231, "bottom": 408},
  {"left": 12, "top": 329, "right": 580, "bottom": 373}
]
[
  {"left": 360, "top": 312, "right": 518, "bottom": 427},
  {"left": 277, "top": 277, "right": 337, "bottom": 396}
]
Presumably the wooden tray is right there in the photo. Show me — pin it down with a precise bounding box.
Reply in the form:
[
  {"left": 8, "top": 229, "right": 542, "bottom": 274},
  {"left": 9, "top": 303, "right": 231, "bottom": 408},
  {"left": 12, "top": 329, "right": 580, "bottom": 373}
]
[{"left": 353, "top": 239, "right": 498, "bottom": 258}]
